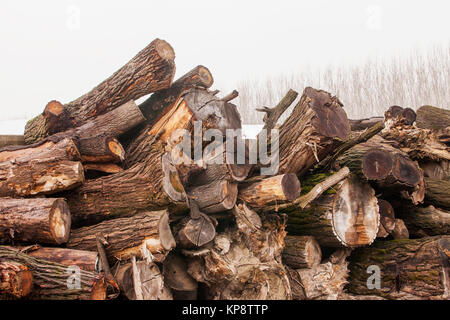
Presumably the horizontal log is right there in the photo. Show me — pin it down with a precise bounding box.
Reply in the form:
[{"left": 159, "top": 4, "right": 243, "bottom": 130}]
[
  {"left": 0, "top": 135, "right": 25, "bottom": 148},
  {"left": 163, "top": 253, "right": 198, "bottom": 300},
  {"left": 424, "top": 178, "right": 450, "bottom": 210},
  {"left": 0, "top": 260, "right": 33, "bottom": 298},
  {"left": 83, "top": 163, "right": 123, "bottom": 174},
  {"left": 0, "top": 198, "right": 71, "bottom": 245},
  {"left": 187, "top": 180, "right": 238, "bottom": 214},
  {"left": 416, "top": 105, "right": 450, "bottom": 130},
  {"left": 282, "top": 235, "right": 322, "bottom": 269},
  {"left": 349, "top": 117, "right": 384, "bottom": 131},
  {"left": 391, "top": 219, "right": 409, "bottom": 239}
]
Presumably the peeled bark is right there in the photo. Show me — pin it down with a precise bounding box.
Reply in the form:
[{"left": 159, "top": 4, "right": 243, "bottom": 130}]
[
  {"left": 67, "top": 210, "right": 176, "bottom": 264},
  {"left": 238, "top": 174, "right": 301, "bottom": 208},
  {"left": 376, "top": 199, "right": 396, "bottom": 238},
  {"left": 0, "top": 135, "right": 25, "bottom": 148},
  {"left": 284, "top": 175, "right": 380, "bottom": 248},
  {"left": 282, "top": 236, "right": 322, "bottom": 269},
  {"left": 0, "top": 260, "right": 33, "bottom": 298},
  {"left": 416, "top": 105, "right": 450, "bottom": 130},
  {"left": 278, "top": 87, "right": 351, "bottom": 176},
  {"left": 347, "top": 236, "right": 450, "bottom": 300},
  {"left": 0, "top": 198, "right": 71, "bottom": 245},
  {"left": 394, "top": 204, "right": 450, "bottom": 237},
  {"left": 0, "top": 246, "right": 108, "bottom": 300},
  {"left": 424, "top": 178, "right": 450, "bottom": 210},
  {"left": 24, "top": 39, "right": 175, "bottom": 143}
]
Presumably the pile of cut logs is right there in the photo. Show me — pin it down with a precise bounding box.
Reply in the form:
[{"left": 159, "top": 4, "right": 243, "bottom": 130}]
[{"left": 0, "top": 39, "right": 448, "bottom": 300}]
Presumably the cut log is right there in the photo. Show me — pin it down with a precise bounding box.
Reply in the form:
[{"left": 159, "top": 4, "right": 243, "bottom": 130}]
[
  {"left": 0, "top": 198, "right": 71, "bottom": 245},
  {"left": 424, "top": 178, "right": 450, "bottom": 210},
  {"left": 115, "top": 258, "right": 172, "bottom": 300},
  {"left": 187, "top": 180, "right": 238, "bottom": 214},
  {"left": 67, "top": 210, "right": 176, "bottom": 264},
  {"left": 349, "top": 117, "right": 384, "bottom": 131},
  {"left": 420, "top": 160, "right": 450, "bottom": 180},
  {"left": 184, "top": 203, "right": 291, "bottom": 300},
  {"left": 376, "top": 199, "right": 396, "bottom": 238},
  {"left": 278, "top": 87, "right": 351, "bottom": 177},
  {"left": 238, "top": 174, "right": 301, "bottom": 208},
  {"left": 282, "top": 235, "right": 322, "bottom": 269},
  {"left": 83, "top": 163, "right": 123, "bottom": 174},
  {"left": 416, "top": 105, "right": 450, "bottom": 130},
  {"left": 393, "top": 203, "right": 450, "bottom": 237},
  {"left": 0, "top": 135, "right": 25, "bottom": 148},
  {"left": 163, "top": 253, "right": 198, "bottom": 300},
  {"left": 283, "top": 175, "right": 380, "bottom": 248},
  {"left": 175, "top": 210, "right": 217, "bottom": 249},
  {"left": 384, "top": 105, "right": 416, "bottom": 126},
  {"left": 0, "top": 260, "right": 33, "bottom": 298},
  {"left": 347, "top": 236, "right": 450, "bottom": 300},
  {"left": 24, "top": 39, "right": 175, "bottom": 143},
  {"left": 256, "top": 89, "right": 299, "bottom": 131},
  {"left": 0, "top": 246, "right": 108, "bottom": 300},
  {"left": 78, "top": 136, "right": 125, "bottom": 163},
  {"left": 391, "top": 219, "right": 409, "bottom": 239}
]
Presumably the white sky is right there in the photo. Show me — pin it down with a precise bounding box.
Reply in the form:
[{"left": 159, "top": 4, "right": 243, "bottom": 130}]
[{"left": 0, "top": 0, "right": 449, "bottom": 133}]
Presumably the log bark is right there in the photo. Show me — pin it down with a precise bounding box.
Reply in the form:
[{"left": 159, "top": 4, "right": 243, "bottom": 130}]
[
  {"left": 283, "top": 175, "right": 380, "bottom": 248},
  {"left": 83, "top": 163, "right": 123, "bottom": 174},
  {"left": 0, "top": 135, "right": 25, "bottom": 148},
  {"left": 0, "top": 198, "right": 71, "bottom": 245},
  {"left": 416, "top": 105, "right": 450, "bottom": 130},
  {"left": 24, "top": 39, "right": 175, "bottom": 143},
  {"left": 347, "top": 236, "right": 450, "bottom": 300},
  {"left": 424, "top": 178, "right": 450, "bottom": 210},
  {"left": 0, "top": 246, "right": 108, "bottom": 300},
  {"left": 0, "top": 260, "right": 33, "bottom": 298},
  {"left": 282, "top": 235, "right": 322, "bottom": 269},
  {"left": 376, "top": 199, "right": 396, "bottom": 238},
  {"left": 349, "top": 117, "right": 384, "bottom": 131},
  {"left": 67, "top": 210, "right": 176, "bottom": 264},
  {"left": 183, "top": 203, "right": 291, "bottom": 300},
  {"left": 238, "top": 174, "right": 301, "bottom": 208},
  {"left": 391, "top": 219, "right": 409, "bottom": 239},
  {"left": 256, "top": 89, "right": 299, "bottom": 131},
  {"left": 278, "top": 87, "right": 351, "bottom": 176},
  {"left": 187, "top": 180, "right": 238, "bottom": 214}
]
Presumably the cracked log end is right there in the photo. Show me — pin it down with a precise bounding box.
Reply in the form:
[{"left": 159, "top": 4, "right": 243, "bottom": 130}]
[
  {"left": 392, "top": 154, "right": 421, "bottom": 187},
  {"left": 0, "top": 260, "right": 34, "bottom": 298},
  {"left": 49, "top": 198, "right": 72, "bottom": 244},
  {"left": 362, "top": 149, "right": 393, "bottom": 180}
]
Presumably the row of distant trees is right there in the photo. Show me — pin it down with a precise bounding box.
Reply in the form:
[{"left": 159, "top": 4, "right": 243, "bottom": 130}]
[{"left": 236, "top": 43, "right": 450, "bottom": 124}]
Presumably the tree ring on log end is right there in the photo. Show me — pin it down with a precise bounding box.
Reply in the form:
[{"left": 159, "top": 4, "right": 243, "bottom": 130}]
[
  {"left": 332, "top": 176, "right": 380, "bottom": 247},
  {"left": 158, "top": 210, "right": 176, "bottom": 251},
  {"left": 49, "top": 199, "right": 71, "bottom": 244},
  {"left": 162, "top": 152, "right": 186, "bottom": 202},
  {"left": 362, "top": 149, "right": 392, "bottom": 180},
  {"left": 44, "top": 100, "right": 64, "bottom": 117},
  {"left": 282, "top": 173, "right": 302, "bottom": 201},
  {"left": 392, "top": 154, "right": 421, "bottom": 187},
  {"left": 154, "top": 39, "right": 175, "bottom": 61},
  {"left": 196, "top": 66, "right": 214, "bottom": 88},
  {"left": 107, "top": 138, "right": 125, "bottom": 162}
]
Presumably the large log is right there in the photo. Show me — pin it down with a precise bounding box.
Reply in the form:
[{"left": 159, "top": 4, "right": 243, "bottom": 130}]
[
  {"left": 184, "top": 203, "right": 291, "bottom": 299},
  {"left": 416, "top": 105, "right": 450, "bottom": 130},
  {"left": 0, "top": 246, "right": 108, "bottom": 300},
  {"left": 0, "top": 260, "right": 33, "bottom": 298},
  {"left": 424, "top": 178, "right": 450, "bottom": 210},
  {"left": 67, "top": 210, "right": 176, "bottom": 264},
  {"left": 283, "top": 175, "right": 380, "bottom": 248},
  {"left": 347, "top": 236, "right": 450, "bottom": 300},
  {"left": 24, "top": 39, "right": 176, "bottom": 144},
  {"left": 282, "top": 235, "right": 322, "bottom": 269},
  {"left": 238, "top": 174, "right": 301, "bottom": 208},
  {"left": 0, "top": 198, "right": 71, "bottom": 245},
  {"left": 0, "top": 135, "right": 25, "bottom": 148},
  {"left": 278, "top": 87, "right": 351, "bottom": 177}
]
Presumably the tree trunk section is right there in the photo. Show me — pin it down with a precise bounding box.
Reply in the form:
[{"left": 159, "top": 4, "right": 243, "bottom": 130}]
[
  {"left": 416, "top": 105, "right": 450, "bottom": 130},
  {"left": 424, "top": 178, "right": 450, "bottom": 210},
  {"left": 282, "top": 235, "right": 322, "bottom": 269},
  {"left": 0, "top": 260, "right": 33, "bottom": 298}
]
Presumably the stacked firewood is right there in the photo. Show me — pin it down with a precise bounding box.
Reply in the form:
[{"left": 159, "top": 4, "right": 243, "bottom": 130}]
[{"left": 0, "top": 39, "right": 448, "bottom": 300}]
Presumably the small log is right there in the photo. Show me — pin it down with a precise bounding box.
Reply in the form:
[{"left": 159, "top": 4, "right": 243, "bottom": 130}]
[
  {"left": 0, "top": 246, "right": 108, "bottom": 300},
  {"left": 391, "top": 219, "right": 409, "bottom": 239},
  {"left": 256, "top": 89, "right": 298, "bottom": 131},
  {"left": 176, "top": 210, "right": 217, "bottom": 249},
  {"left": 384, "top": 105, "right": 416, "bottom": 126},
  {"left": 0, "top": 198, "right": 71, "bottom": 245},
  {"left": 282, "top": 235, "right": 322, "bottom": 269},
  {"left": 376, "top": 199, "right": 396, "bottom": 238},
  {"left": 347, "top": 236, "right": 450, "bottom": 300},
  {"left": 0, "top": 260, "right": 33, "bottom": 298},
  {"left": 416, "top": 105, "right": 450, "bottom": 130},
  {"left": 221, "top": 90, "right": 239, "bottom": 103},
  {"left": 115, "top": 258, "right": 172, "bottom": 300},
  {"left": 349, "top": 117, "right": 384, "bottom": 131},
  {"left": 83, "top": 163, "right": 123, "bottom": 174},
  {"left": 0, "top": 135, "right": 25, "bottom": 148},
  {"left": 278, "top": 87, "right": 351, "bottom": 176},
  {"left": 24, "top": 39, "right": 175, "bottom": 143},
  {"left": 424, "top": 178, "right": 450, "bottom": 210},
  {"left": 238, "top": 174, "right": 301, "bottom": 208},
  {"left": 67, "top": 210, "right": 176, "bottom": 264},
  {"left": 187, "top": 180, "right": 238, "bottom": 214},
  {"left": 163, "top": 253, "right": 198, "bottom": 300},
  {"left": 283, "top": 175, "right": 380, "bottom": 248}
]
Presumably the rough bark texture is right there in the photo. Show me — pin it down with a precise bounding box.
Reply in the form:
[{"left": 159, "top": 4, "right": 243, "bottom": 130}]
[
  {"left": 67, "top": 210, "right": 176, "bottom": 264},
  {"left": 347, "top": 236, "right": 450, "bottom": 300},
  {"left": 424, "top": 178, "right": 450, "bottom": 210},
  {"left": 0, "top": 260, "right": 33, "bottom": 298},
  {"left": 24, "top": 39, "right": 175, "bottom": 143},
  {"left": 184, "top": 203, "right": 291, "bottom": 300},
  {"left": 416, "top": 105, "right": 450, "bottom": 130},
  {"left": 0, "top": 135, "right": 25, "bottom": 148},
  {"left": 0, "top": 246, "right": 108, "bottom": 300},
  {"left": 0, "top": 198, "right": 71, "bottom": 245},
  {"left": 284, "top": 175, "right": 380, "bottom": 248},
  {"left": 278, "top": 87, "right": 351, "bottom": 177},
  {"left": 282, "top": 235, "right": 322, "bottom": 269}
]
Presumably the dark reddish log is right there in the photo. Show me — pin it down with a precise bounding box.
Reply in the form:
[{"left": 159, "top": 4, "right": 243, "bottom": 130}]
[
  {"left": 0, "top": 260, "right": 33, "bottom": 298},
  {"left": 238, "top": 174, "right": 301, "bottom": 208},
  {"left": 278, "top": 87, "right": 351, "bottom": 177},
  {"left": 282, "top": 235, "right": 322, "bottom": 269},
  {"left": 348, "top": 236, "right": 449, "bottom": 300},
  {"left": 67, "top": 210, "right": 176, "bottom": 264},
  {"left": 0, "top": 246, "right": 108, "bottom": 300},
  {"left": 0, "top": 135, "right": 25, "bottom": 148},
  {"left": 24, "top": 39, "right": 175, "bottom": 143},
  {"left": 384, "top": 105, "right": 416, "bottom": 126},
  {"left": 391, "top": 219, "right": 409, "bottom": 239},
  {"left": 115, "top": 257, "right": 172, "bottom": 300},
  {"left": 424, "top": 178, "right": 450, "bottom": 210},
  {"left": 416, "top": 105, "right": 450, "bottom": 130},
  {"left": 163, "top": 253, "right": 198, "bottom": 300},
  {"left": 283, "top": 175, "right": 380, "bottom": 248},
  {"left": 0, "top": 198, "right": 71, "bottom": 245},
  {"left": 376, "top": 199, "right": 396, "bottom": 238},
  {"left": 184, "top": 203, "right": 291, "bottom": 300},
  {"left": 349, "top": 117, "right": 384, "bottom": 131}
]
